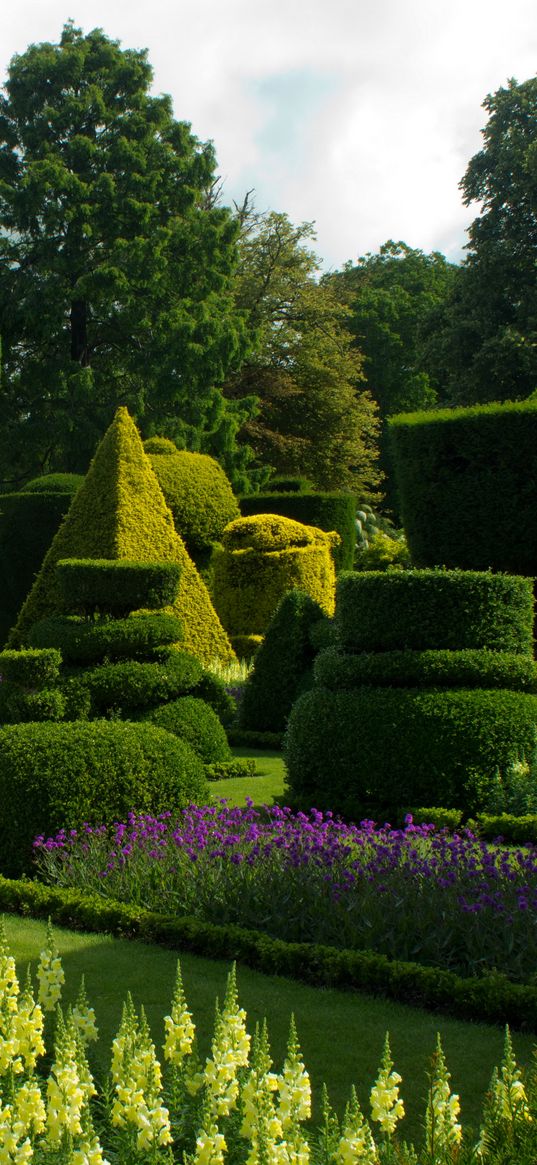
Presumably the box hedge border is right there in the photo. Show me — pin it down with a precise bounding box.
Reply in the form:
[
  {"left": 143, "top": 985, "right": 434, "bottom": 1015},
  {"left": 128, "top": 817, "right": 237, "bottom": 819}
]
[{"left": 1, "top": 877, "right": 536, "bottom": 1031}]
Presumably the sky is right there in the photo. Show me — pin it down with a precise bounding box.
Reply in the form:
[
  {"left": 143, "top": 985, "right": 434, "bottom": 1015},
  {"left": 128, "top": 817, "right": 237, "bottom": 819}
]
[{"left": 1, "top": 0, "right": 536, "bottom": 271}]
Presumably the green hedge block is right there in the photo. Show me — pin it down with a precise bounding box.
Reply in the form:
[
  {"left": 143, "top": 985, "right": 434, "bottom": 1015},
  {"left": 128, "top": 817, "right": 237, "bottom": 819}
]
[
  {"left": 474, "top": 813, "right": 537, "bottom": 844},
  {"left": 204, "top": 758, "right": 257, "bottom": 780},
  {"left": 0, "top": 720, "right": 208, "bottom": 878},
  {"left": 314, "top": 645, "right": 537, "bottom": 693},
  {"left": 213, "top": 514, "right": 338, "bottom": 638},
  {"left": 0, "top": 647, "right": 62, "bottom": 687},
  {"left": 56, "top": 558, "right": 182, "bottom": 617},
  {"left": 389, "top": 400, "right": 537, "bottom": 573},
  {"left": 0, "top": 684, "right": 66, "bottom": 724},
  {"left": 0, "top": 490, "right": 78, "bottom": 646},
  {"left": 28, "top": 613, "right": 183, "bottom": 664},
  {"left": 142, "top": 695, "right": 231, "bottom": 763},
  {"left": 239, "top": 491, "right": 356, "bottom": 571},
  {"left": 73, "top": 650, "right": 203, "bottom": 715},
  {"left": 240, "top": 590, "right": 325, "bottom": 733},
  {"left": 335, "top": 570, "right": 534, "bottom": 654},
  {"left": 284, "top": 686, "right": 537, "bottom": 816}
]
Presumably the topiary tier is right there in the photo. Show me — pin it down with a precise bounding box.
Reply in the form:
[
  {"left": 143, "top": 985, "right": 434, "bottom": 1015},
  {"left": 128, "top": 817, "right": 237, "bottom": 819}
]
[{"left": 285, "top": 569, "right": 537, "bottom": 820}]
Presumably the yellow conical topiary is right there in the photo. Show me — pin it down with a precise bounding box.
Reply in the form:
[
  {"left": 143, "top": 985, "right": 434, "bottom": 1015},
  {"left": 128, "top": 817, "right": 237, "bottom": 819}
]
[{"left": 9, "top": 408, "right": 235, "bottom": 665}]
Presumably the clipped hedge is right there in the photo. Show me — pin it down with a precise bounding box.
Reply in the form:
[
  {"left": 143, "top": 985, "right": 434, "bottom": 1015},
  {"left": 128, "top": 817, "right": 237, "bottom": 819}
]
[
  {"left": 142, "top": 695, "right": 231, "bottom": 763},
  {"left": 0, "top": 647, "right": 62, "bottom": 687},
  {"left": 0, "top": 878, "right": 536, "bottom": 1030},
  {"left": 284, "top": 686, "right": 537, "bottom": 816},
  {"left": 213, "top": 514, "right": 339, "bottom": 639},
  {"left": 335, "top": 570, "right": 534, "bottom": 654},
  {"left": 0, "top": 489, "right": 79, "bottom": 646},
  {"left": 389, "top": 399, "right": 537, "bottom": 573},
  {"left": 314, "top": 645, "right": 537, "bottom": 693},
  {"left": 70, "top": 650, "right": 203, "bottom": 715},
  {"left": 21, "top": 473, "right": 85, "bottom": 494},
  {"left": 56, "top": 558, "right": 181, "bottom": 617},
  {"left": 0, "top": 684, "right": 66, "bottom": 724},
  {"left": 0, "top": 720, "right": 208, "bottom": 878},
  {"left": 240, "top": 590, "right": 326, "bottom": 733},
  {"left": 28, "top": 613, "right": 184, "bottom": 664},
  {"left": 239, "top": 491, "right": 356, "bottom": 571}
]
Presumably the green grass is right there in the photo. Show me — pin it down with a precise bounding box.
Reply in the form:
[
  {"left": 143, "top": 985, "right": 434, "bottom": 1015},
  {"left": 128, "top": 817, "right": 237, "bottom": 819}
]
[
  {"left": 5, "top": 913, "right": 535, "bottom": 1145},
  {"left": 211, "top": 748, "right": 286, "bottom": 807}
]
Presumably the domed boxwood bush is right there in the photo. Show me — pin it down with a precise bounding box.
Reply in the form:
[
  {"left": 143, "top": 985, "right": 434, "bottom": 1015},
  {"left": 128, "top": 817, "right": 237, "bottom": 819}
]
[
  {"left": 240, "top": 590, "right": 326, "bottom": 733},
  {"left": 0, "top": 720, "right": 208, "bottom": 878},
  {"left": 284, "top": 686, "right": 537, "bottom": 819},
  {"left": 142, "top": 695, "right": 232, "bottom": 763},
  {"left": 21, "top": 473, "right": 85, "bottom": 494},
  {"left": 145, "top": 440, "right": 240, "bottom": 565}
]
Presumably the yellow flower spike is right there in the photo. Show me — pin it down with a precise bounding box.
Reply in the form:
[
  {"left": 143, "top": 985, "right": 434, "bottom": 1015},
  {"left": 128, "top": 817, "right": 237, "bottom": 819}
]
[
  {"left": 72, "top": 976, "right": 99, "bottom": 1046},
  {"left": 36, "top": 922, "right": 65, "bottom": 1013},
  {"left": 369, "top": 1033, "right": 404, "bottom": 1138}
]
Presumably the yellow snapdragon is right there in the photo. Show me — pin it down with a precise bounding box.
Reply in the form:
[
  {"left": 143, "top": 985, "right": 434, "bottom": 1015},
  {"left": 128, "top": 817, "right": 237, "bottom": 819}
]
[
  {"left": 163, "top": 962, "right": 196, "bottom": 1068},
  {"left": 369, "top": 1034, "right": 404, "bottom": 1137},
  {"left": 110, "top": 996, "right": 172, "bottom": 1152},
  {"left": 335, "top": 1086, "right": 378, "bottom": 1165},
  {"left": 425, "top": 1035, "right": 462, "bottom": 1158},
  {"left": 37, "top": 923, "right": 64, "bottom": 1013}
]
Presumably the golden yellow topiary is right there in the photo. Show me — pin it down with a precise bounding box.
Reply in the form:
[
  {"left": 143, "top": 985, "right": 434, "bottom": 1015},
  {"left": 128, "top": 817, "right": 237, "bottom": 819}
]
[
  {"left": 9, "top": 409, "right": 235, "bottom": 665},
  {"left": 212, "top": 513, "right": 339, "bottom": 639}
]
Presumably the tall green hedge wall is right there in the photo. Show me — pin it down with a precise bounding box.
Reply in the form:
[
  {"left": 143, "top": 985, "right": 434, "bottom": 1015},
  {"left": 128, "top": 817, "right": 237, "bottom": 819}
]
[
  {"left": 0, "top": 487, "right": 81, "bottom": 645},
  {"left": 389, "top": 400, "right": 537, "bottom": 572},
  {"left": 239, "top": 492, "right": 356, "bottom": 572}
]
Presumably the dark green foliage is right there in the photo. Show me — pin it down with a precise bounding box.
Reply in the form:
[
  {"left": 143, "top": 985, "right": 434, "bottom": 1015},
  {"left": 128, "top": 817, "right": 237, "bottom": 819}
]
[
  {"left": 60, "top": 677, "right": 92, "bottom": 721},
  {"left": 227, "top": 728, "right": 284, "bottom": 749},
  {"left": 0, "top": 23, "right": 251, "bottom": 483},
  {"left": 21, "top": 474, "right": 84, "bottom": 494},
  {"left": 239, "top": 492, "right": 356, "bottom": 572},
  {"left": 71, "top": 650, "right": 203, "bottom": 716},
  {"left": 0, "top": 489, "right": 79, "bottom": 645},
  {"left": 268, "top": 477, "right": 314, "bottom": 493},
  {"left": 0, "top": 720, "right": 208, "bottom": 877},
  {"left": 191, "top": 671, "right": 236, "bottom": 727},
  {"left": 335, "top": 570, "right": 534, "bottom": 653},
  {"left": 0, "top": 683, "right": 66, "bottom": 724},
  {"left": 28, "top": 613, "right": 183, "bottom": 664},
  {"left": 56, "top": 558, "right": 182, "bottom": 617},
  {"left": 284, "top": 686, "right": 537, "bottom": 816},
  {"left": 1, "top": 877, "right": 536, "bottom": 1030},
  {"left": 240, "top": 591, "right": 326, "bottom": 733},
  {"left": 143, "top": 696, "right": 231, "bottom": 763},
  {"left": 389, "top": 401, "right": 537, "bottom": 573},
  {"left": 315, "top": 646, "right": 537, "bottom": 692},
  {"left": 0, "top": 647, "right": 61, "bottom": 687}
]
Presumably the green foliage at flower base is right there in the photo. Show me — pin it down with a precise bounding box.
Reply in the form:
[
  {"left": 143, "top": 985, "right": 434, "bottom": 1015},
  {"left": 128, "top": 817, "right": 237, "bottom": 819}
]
[{"left": 0, "top": 922, "right": 535, "bottom": 1164}]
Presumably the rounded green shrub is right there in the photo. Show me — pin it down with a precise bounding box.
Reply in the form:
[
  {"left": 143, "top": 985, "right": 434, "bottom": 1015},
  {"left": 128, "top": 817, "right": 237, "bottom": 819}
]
[
  {"left": 240, "top": 590, "right": 325, "bottom": 733},
  {"left": 335, "top": 570, "right": 534, "bottom": 654},
  {"left": 0, "top": 683, "right": 66, "bottom": 724},
  {"left": 190, "top": 671, "right": 236, "bottom": 727},
  {"left": 143, "top": 696, "right": 231, "bottom": 763},
  {"left": 21, "top": 473, "right": 85, "bottom": 494},
  {"left": 314, "top": 646, "right": 537, "bottom": 693},
  {"left": 239, "top": 492, "right": 356, "bottom": 572},
  {"left": 146, "top": 445, "right": 240, "bottom": 557},
  {"left": 0, "top": 720, "right": 208, "bottom": 878},
  {"left": 284, "top": 686, "right": 537, "bottom": 818},
  {"left": 28, "top": 613, "right": 183, "bottom": 664},
  {"left": 212, "top": 514, "right": 338, "bottom": 639},
  {"left": 72, "top": 650, "right": 203, "bottom": 715}
]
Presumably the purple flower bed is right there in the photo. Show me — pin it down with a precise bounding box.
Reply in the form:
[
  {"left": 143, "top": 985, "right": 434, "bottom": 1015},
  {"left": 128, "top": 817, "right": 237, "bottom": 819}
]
[{"left": 33, "top": 804, "right": 537, "bottom": 983}]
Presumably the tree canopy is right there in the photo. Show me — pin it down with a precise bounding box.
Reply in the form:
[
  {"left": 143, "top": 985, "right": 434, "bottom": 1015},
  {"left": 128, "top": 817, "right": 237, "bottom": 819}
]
[
  {"left": 224, "top": 210, "right": 381, "bottom": 497},
  {"left": 0, "top": 22, "right": 251, "bottom": 484},
  {"left": 434, "top": 75, "right": 537, "bottom": 405}
]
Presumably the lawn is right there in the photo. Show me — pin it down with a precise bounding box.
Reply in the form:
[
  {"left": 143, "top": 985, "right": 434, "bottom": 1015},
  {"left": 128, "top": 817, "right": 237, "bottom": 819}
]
[
  {"left": 5, "top": 913, "right": 535, "bottom": 1145},
  {"left": 211, "top": 748, "right": 286, "bottom": 806}
]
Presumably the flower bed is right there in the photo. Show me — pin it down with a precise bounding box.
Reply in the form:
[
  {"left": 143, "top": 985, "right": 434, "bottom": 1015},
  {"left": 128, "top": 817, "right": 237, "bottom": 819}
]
[{"left": 34, "top": 806, "right": 537, "bottom": 984}]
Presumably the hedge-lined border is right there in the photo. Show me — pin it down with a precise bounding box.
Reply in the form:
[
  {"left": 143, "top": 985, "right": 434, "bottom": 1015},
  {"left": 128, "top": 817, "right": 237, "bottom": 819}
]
[{"left": 1, "top": 877, "right": 536, "bottom": 1031}]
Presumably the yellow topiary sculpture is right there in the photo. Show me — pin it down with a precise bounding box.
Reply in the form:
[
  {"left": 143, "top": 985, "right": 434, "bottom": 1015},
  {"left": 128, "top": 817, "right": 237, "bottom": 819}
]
[
  {"left": 212, "top": 513, "right": 339, "bottom": 657},
  {"left": 9, "top": 409, "right": 235, "bottom": 665}
]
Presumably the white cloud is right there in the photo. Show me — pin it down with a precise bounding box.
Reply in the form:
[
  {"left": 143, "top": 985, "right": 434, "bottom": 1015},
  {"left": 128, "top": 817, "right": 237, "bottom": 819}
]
[{"left": 1, "top": 0, "right": 536, "bottom": 267}]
